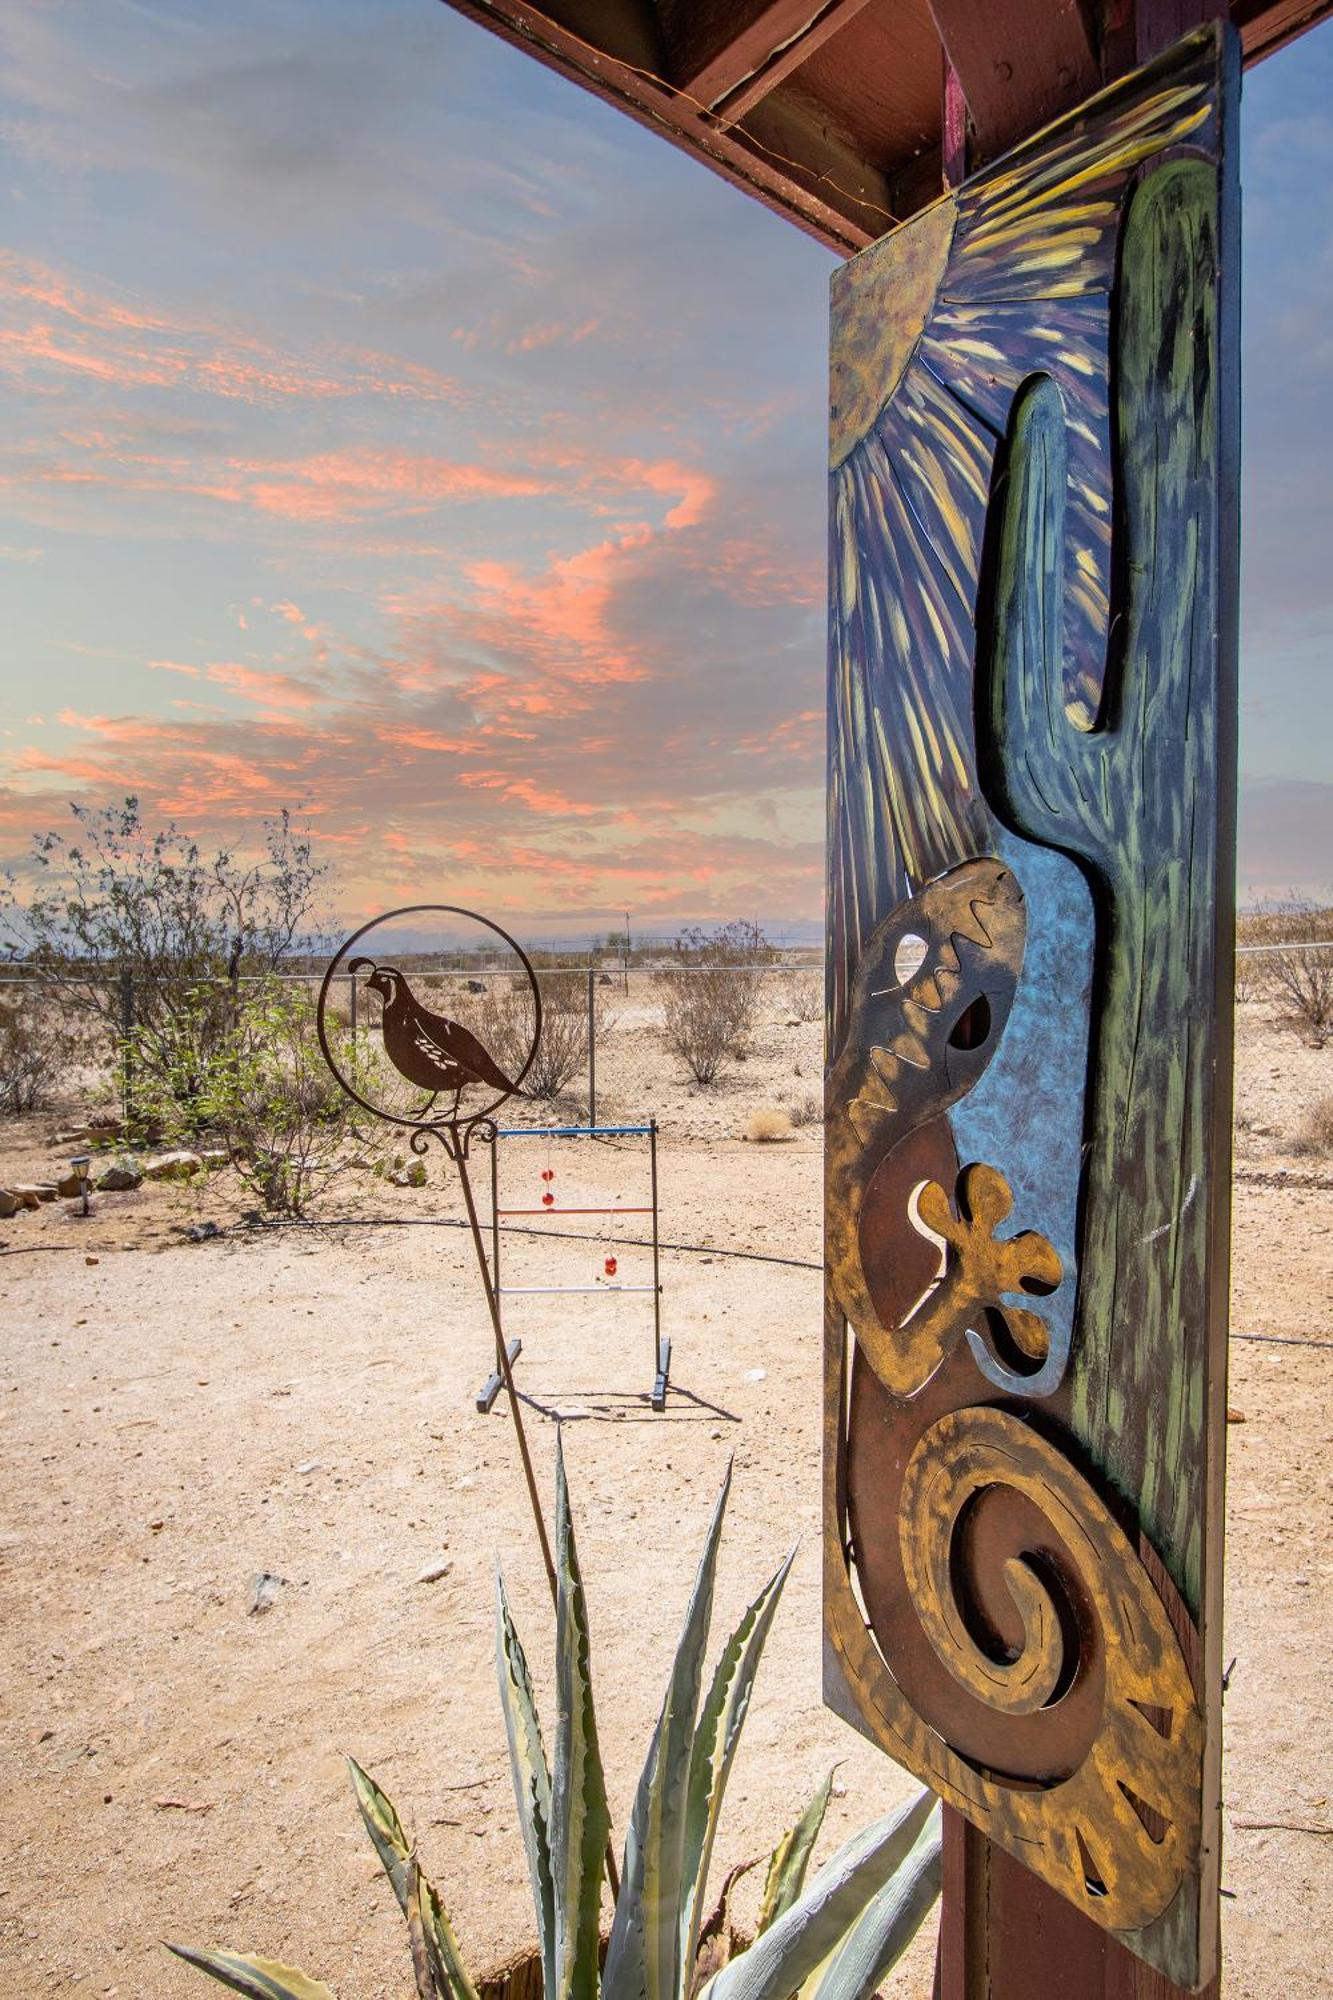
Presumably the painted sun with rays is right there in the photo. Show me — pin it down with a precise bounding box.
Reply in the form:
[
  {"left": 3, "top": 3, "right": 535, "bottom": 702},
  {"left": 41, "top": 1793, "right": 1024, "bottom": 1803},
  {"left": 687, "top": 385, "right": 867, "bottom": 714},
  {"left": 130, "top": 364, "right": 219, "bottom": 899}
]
[{"left": 826, "top": 35, "right": 1218, "bottom": 1038}]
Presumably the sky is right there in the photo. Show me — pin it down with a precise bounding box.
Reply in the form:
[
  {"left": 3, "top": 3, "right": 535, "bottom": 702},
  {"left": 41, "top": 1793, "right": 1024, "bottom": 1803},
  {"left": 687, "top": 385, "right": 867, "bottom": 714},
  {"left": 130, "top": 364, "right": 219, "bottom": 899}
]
[{"left": 0, "top": 1, "right": 1329, "bottom": 935}]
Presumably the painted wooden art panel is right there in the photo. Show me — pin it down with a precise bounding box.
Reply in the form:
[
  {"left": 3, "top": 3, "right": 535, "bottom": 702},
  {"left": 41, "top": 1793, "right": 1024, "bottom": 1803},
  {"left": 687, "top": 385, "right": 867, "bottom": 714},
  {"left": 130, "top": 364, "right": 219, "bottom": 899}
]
[{"left": 822, "top": 28, "right": 1238, "bottom": 1992}]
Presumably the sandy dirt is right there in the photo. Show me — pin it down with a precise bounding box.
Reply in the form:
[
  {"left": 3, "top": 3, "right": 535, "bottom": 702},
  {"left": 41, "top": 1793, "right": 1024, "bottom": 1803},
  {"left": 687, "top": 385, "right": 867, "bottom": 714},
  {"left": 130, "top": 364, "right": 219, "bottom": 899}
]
[{"left": 0, "top": 997, "right": 1329, "bottom": 1998}]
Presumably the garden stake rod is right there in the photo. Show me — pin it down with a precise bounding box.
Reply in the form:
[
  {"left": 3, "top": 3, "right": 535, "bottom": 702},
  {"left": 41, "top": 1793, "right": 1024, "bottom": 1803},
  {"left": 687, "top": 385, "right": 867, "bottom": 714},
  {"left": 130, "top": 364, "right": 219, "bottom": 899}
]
[{"left": 315, "top": 901, "right": 620, "bottom": 1903}]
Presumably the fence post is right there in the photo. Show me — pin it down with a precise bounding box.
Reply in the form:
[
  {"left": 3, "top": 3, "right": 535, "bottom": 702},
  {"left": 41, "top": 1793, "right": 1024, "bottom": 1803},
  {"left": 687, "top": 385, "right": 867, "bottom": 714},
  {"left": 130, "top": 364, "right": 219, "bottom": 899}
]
[{"left": 587, "top": 965, "right": 597, "bottom": 1127}]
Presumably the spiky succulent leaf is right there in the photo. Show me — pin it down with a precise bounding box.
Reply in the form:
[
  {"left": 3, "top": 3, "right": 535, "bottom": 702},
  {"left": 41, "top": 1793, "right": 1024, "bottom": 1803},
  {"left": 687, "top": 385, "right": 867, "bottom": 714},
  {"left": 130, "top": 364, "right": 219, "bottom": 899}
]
[
  {"left": 495, "top": 1564, "right": 556, "bottom": 2000},
  {"left": 164, "top": 1946, "right": 336, "bottom": 2000},
  {"left": 792, "top": 1808, "right": 942, "bottom": 2000},
  {"left": 695, "top": 1792, "right": 939, "bottom": 2000},
  {"left": 602, "top": 1460, "right": 733, "bottom": 2000},
  {"left": 677, "top": 1548, "right": 794, "bottom": 1977},
  {"left": 756, "top": 1768, "right": 835, "bottom": 1938},
  {"left": 347, "top": 1760, "right": 478, "bottom": 2000},
  {"left": 549, "top": 1434, "right": 611, "bottom": 2000},
  {"left": 348, "top": 1758, "right": 411, "bottom": 1913},
  {"left": 418, "top": 1871, "right": 481, "bottom": 2000}
]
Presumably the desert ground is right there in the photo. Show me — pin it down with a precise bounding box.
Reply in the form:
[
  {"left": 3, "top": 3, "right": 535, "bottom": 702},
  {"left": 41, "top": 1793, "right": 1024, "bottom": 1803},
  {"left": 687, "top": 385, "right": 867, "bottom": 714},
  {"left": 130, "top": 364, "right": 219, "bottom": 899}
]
[{"left": 1, "top": 990, "right": 1330, "bottom": 1998}]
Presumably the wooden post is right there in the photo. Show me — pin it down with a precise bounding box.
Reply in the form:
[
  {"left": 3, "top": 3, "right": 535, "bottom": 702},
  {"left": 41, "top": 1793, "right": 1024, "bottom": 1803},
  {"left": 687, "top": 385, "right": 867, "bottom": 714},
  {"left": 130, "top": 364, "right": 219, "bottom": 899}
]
[{"left": 824, "top": 26, "right": 1239, "bottom": 1998}]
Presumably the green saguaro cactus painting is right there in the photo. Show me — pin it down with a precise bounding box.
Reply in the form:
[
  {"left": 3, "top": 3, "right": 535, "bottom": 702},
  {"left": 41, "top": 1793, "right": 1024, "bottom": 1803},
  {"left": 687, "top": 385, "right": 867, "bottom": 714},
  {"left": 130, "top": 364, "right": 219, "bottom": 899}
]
[{"left": 822, "top": 28, "right": 1238, "bottom": 1991}]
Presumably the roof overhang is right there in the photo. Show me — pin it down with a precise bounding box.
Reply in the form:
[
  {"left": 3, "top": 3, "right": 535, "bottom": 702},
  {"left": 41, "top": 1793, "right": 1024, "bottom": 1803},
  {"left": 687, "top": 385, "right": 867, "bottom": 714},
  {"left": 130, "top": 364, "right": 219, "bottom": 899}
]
[{"left": 441, "top": 0, "right": 1330, "bottom": 253}]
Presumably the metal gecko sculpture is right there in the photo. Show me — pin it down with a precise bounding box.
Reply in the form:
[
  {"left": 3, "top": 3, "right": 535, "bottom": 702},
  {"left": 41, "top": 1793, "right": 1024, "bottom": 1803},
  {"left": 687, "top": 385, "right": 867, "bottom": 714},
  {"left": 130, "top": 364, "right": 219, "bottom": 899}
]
[{"left": 822, "top": 29, "right": 1237, "bottom": 1992}]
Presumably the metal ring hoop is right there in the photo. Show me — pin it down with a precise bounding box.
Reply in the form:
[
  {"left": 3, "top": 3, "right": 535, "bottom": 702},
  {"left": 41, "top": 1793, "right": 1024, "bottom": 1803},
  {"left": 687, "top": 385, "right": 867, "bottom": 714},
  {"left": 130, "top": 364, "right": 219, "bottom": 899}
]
[{"left": 315, "top": 903, "right": 542, "bottom": 1133}]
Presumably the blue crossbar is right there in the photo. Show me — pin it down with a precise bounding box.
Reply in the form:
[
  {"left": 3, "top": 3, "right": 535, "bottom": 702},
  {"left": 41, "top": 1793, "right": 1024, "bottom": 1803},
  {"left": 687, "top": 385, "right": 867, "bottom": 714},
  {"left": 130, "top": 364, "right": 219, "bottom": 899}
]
[{"left": 494, "top": 1122, "right": 653, "bottom": 1137}]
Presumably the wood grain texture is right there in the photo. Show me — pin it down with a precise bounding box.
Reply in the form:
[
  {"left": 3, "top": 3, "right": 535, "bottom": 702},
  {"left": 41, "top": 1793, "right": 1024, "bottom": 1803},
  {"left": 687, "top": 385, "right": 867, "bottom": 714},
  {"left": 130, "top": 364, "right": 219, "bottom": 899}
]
[{"left": 823, "top": 26, "right": 1238, "bottom": 1991}]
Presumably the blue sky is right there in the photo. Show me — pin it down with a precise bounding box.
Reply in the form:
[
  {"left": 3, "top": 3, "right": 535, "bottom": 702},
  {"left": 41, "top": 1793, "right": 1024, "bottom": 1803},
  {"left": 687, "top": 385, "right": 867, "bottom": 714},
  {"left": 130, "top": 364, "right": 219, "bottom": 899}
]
[{"left": 0, "top": 1, "right": 1328, "bottom": 926}]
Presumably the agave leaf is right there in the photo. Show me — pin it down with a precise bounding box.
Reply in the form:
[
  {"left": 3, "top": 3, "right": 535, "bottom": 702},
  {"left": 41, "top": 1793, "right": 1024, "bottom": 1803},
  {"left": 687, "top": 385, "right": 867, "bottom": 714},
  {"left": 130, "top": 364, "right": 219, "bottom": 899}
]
[
  {"left": 677, "top": 1548, "right": 794, "bottom": 1978},
  {"left": 348, "top": 1758, "right": 411, "bottom": 1913},
  {"left": 418, "top": 1873, "right": 482, "bottom": 2000},
  {"left": 690, "top": 1854, "right": 760, "bottom": 1997},
  {"left": 347, "top": 1759, "right": 478, "bottom": 2000},
  {"left": 496, "top": 1564, "right": 556, "bottom": 2000},
  {"left": 695, "top": 1791, "right": 938, "bottom": 2000},
  {"left": 164, "top": 1945, "right": 336, "bottom": 2000},
  {"left": 549, "top": 1433, "right": 611, "bottom": 2000},
  {"left": 755, "top": 1768, "right": 835, "bottom": 1939},
  {"left": 793, "top": 1808, "right": 942, "bottom": 2000},
  {"left": 602, "top": 1460, "right": 733, "bottom": 2000},
  {"left": 405, "top": 1856, "right": 437, "bottom": 2000}
]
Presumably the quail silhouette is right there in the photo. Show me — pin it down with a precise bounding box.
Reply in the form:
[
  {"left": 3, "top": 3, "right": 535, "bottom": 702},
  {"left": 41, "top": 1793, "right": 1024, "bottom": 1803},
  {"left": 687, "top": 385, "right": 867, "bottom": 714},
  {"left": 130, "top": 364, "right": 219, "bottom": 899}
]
[{"left": 350, "top": 958, "right": 523, "bottom": 1109}]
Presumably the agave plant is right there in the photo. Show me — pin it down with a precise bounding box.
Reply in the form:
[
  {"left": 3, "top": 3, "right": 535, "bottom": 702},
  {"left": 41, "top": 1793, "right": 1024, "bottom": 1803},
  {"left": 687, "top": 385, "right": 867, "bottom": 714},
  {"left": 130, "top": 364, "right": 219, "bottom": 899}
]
[{"left": 168, "top": 1444, "right": 940, "bottom": 2000}]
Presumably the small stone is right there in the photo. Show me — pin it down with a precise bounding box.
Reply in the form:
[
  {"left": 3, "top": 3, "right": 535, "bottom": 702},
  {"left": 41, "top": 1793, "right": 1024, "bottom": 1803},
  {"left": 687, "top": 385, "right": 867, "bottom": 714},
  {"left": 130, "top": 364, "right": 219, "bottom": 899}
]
[
  {"left": 296, "top": 1460, "right": 322, "bottom": 1476},
  {"left": 14, "top": 1182, "right": 58, "bottom": 1204},
  {"left": 96, "top": 1163, "right": 143, "bottom": 1193},
  {"left": 187, "top": 1220, "right": 221, "bottom": 1242},
  {"left": 85, "top": 1256, "right": 99, "bottom": 1267},
  {"left": 1226, "top": 1407, "right": 1247, "bottom": 1424},
  {"left": 745, "top": 1368, "right": 767, "bottom": 1383},
  {"left": 248, "top": 1571, "right": 288, "bottom": 1615},
  {"left": 148, "top": 1519, "right": 165, "bottom": 1532},
  {"left": 389, "top": 1160, "right": 428, "bottom": 1189},
  {"left": 0, "top": 1190, "right": 20, "bottom": 1220},
  {"left": 415, "top": 1559, "right": 452, "bottom": 1584},
  {"left": 144, "top": 1149, "right": 202, "bottom": 1182}
]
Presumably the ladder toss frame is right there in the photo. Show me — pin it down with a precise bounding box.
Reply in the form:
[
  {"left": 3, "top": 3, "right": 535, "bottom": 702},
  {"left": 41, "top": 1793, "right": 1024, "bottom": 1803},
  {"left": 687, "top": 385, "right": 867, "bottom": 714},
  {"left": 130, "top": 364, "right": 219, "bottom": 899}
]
[{"left": 480, "top": 1119, "right": 670, "bottom": 1413}]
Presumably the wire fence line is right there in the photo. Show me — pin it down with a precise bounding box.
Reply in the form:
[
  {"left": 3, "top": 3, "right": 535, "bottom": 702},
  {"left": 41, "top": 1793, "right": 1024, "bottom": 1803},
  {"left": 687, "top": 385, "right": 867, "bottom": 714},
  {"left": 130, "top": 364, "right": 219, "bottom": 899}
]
[{"left": 0, "top": 958, "right": 829, "bottom": 1128}]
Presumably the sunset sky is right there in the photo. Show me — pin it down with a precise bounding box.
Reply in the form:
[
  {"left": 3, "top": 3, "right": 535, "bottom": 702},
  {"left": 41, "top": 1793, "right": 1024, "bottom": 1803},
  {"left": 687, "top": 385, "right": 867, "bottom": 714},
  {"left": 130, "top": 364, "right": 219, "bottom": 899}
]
[{"left": 2, "top": 1, "right": 1331, "bottom": 935}]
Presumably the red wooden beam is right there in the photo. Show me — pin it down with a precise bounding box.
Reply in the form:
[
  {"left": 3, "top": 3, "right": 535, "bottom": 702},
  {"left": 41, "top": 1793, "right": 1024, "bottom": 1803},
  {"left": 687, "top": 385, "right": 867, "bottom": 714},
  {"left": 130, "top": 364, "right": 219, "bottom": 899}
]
[
  {"left": 440, "top": 0, "right": 891, "bottom": 250},
  {"left": 677, "top": 0, "right": 876, "bottom": 120},
  {"left": 924, "top": 0, "right": 1099, "bottom": 158}
]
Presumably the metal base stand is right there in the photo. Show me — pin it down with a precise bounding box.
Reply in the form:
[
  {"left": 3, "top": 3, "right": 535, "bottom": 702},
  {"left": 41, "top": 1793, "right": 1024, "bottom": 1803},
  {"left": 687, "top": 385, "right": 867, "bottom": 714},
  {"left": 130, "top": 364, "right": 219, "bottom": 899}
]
[
  {"left": 476, "top": 1336, "right": 522, "bottom": 1413},
  {"left": 651, "top": 1335, "right": 672, "bottom": 1413}
]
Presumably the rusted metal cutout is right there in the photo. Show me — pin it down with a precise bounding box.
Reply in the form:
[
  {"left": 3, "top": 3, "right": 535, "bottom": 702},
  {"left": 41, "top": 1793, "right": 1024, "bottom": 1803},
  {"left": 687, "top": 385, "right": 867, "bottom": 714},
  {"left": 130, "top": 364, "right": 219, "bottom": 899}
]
[{"left": 317, "top": 903, "right": 541, "bottom": 1155}]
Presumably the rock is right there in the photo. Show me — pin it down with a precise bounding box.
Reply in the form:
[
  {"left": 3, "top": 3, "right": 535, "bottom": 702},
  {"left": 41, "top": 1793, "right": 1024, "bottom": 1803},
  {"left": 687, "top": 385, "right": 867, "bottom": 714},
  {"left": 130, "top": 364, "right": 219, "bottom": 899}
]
[
  {"left": 389, "top": 1160, "right": 427, "bottom": 1188},
  {"left": 187, "top": 1220, "right": 221, "bottom": 1242},
  {"left": 50, "top": 1127, "right": 91, "bottom": 1147},
  {"left": 415, "top": 1559, "right": 453, "bottom": 1585},
  {"left": 1226, "top": 1407, "right": 1247, "bottom": 1424},
  {"left": 0, "top": 1190, "right": 21, "bottom": 1219},
  {"left": 13, "top": 1182, "right": 57, "bottom": 1205},
  {"left": 198, "top": 1148, "right": 229, "bottom": 1169},
  {"left": 84, "top": 1255, "right": 99, "bottom": 1267},
  {"left": 248, "top": 1571, "right": 288, "bottom": 1616},
  {"left": 96, "top": 1163, "right": 143, "bottom": 1192},
  {"left": 466, "top": 979, "right": 486, "bottom": 994},
  {"left": 56, "top": 1171, "right": 87, "bottom": 1199},
  {"left": 144, "top": 1149, "right": 202, "bottom": 1182}
]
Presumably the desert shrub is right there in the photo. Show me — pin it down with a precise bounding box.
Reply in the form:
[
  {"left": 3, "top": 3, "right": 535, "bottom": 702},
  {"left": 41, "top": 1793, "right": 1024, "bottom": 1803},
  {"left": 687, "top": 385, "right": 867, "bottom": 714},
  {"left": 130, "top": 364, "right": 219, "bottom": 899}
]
[
  {"left": 787, "top": 969, "right": 823, "bottom": 1023},
  {"left": 789, "top": 1091, "right": 823, "bottom": 1128},
  {"left": 1, "top": 797, "right": 326, "bottom": 1105},
  {"left": 1264, "top": 899, "right": 1333, "bottom": 1047},
  {"left": 1292, "top": 1095, "right": 1333, "bottom": 1158},
  {"left": 0, "top": 986, "right": 79, "bottom": 1112},
  {"left": 462, "top": 969, "right": 605, "bottom": 1102},
  {"left": 657, "top": 922, "right": 769, "bottom": 1087},
  {"left": 660, "top": 970, "right": 757, "bottom": 1085},
  {"left": 746, "top": 1106, "right": 794, "bottom": 1143},
  {"left": 135, "top": 981, "right": 363, "bottom": 1214}
]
